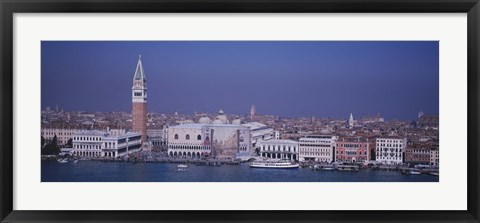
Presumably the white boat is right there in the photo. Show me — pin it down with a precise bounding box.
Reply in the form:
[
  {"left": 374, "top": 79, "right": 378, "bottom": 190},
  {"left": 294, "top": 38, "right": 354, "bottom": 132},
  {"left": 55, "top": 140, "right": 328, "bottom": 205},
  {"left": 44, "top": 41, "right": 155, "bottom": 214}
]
[
  {"left": 249, "top": 160, "right": 299, "bottom": 169},
  {"left": 177, "top": 164, "right": 188, "bottom": 168},
  {"left": 73, "top": 160, "right": 79, "bottom": 164},
  {"left": 57, "top": 158, "right": 68, "bottom": 163},
  {"left": 402, "top": 170, "right": 421, "bottom": 175}
]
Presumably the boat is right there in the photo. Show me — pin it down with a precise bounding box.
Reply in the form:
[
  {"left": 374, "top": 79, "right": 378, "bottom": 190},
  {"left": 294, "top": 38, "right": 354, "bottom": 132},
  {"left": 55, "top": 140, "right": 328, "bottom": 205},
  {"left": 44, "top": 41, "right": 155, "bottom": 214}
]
[
  {"left": 429, "top": 172, "right": 439, "bottom": 176},
  {"left": 322, "top": 167, "right": 335, "bottom": 171},
  {"left": 249, "top": 160, "right": 299, "bottom": 169},
  {"left": 402, "top": 170, "right": 421, "bottom": 175},
  {"left": 336, "top": 165, "right": 359, "bottom": 171},
  {"left": 177, "top": 164, "right": 188, "bottom": 168},
  {"left": 57, "top": 158, "right": 68, "bottom": 163},
  {"left": 73, "top": 159, "right": 79, "bottom": 164}
]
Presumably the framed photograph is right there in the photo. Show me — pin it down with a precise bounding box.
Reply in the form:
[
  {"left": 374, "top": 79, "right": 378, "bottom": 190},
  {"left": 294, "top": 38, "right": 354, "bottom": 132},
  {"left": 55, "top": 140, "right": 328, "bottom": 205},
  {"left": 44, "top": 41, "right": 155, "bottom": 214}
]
[{"left": 1, "top": 0, "right": 479, "bottom": 222}]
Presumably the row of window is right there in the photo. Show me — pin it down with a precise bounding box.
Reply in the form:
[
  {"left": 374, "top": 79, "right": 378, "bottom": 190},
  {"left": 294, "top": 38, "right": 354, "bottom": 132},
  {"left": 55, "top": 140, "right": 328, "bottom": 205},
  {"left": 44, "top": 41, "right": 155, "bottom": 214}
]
[
  {"left": 377, "top": 144, "right": 403, "bottom": 147},
  {"left": 299, "top": 152, "right": 331, "bottom": 156},
  {"left": 337, "top": 144, "right": 367, "bottom": 148},
  {"left": 74, "top": 136, "right": 102, "bottom": 141},
  {"left": 377, "top": 153, "right": 403, "bottom": 157},
  {"left": 336, "top": 150, "right": 368, "bottom": 155},
  {"left": 173, "top": 134, "right": 203, "bottom": 141},
  {"left": 43, "top": 132, "right": 74, "bottom": 136},
  {"left": 377, "top": 139, "right": 403, "bottom": 143},
  {"left": 261, "top": 145, "right": 297, "bottom": 152},
  {"left": 168, "top": 145, "right": 211, "bottom": 150},
  {"left": 299, "top": 144, "right": 331, "bottom": 147},
  {"left": 74, "top": 144, "right": 101, "bottom": 150}
]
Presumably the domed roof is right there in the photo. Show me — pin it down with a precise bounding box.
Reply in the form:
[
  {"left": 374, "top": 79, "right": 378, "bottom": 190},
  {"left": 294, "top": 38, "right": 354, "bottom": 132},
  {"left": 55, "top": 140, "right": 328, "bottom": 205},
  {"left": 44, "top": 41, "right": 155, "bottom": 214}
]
[
  {"left": 212, "top": 119, "right": 224, "bottom": 124},
  {"left": 232, "top": 119, "right": 241, "bottom": 125},
  {"left": 218, "top": 109, "right": 224, "bottom": 115},
  {"left": 198, "top": 116, "right": 211, "bottom": 124}
]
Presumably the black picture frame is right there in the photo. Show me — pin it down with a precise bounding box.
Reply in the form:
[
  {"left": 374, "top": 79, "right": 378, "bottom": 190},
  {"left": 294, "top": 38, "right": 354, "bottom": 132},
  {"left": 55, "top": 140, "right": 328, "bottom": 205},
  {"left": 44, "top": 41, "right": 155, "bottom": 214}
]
[{"left": 1, "top": 0, "right": 479, "bottom": 222}]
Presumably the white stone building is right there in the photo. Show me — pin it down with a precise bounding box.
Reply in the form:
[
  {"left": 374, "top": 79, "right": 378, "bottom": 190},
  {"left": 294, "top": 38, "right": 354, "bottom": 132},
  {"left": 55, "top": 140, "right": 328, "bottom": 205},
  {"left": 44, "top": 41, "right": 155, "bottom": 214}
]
[
  {"left": 241, "top": 122, "right": 274, "bottom": 150},
  {"left": 375, "top": 137, "right": 407, "bottom": 164},
  {"left": 299, "top": 135, "right": 337, "bottom": 163},
  {"left": 72, "top": 130, "right": 142, "bottom": 158},
  {"left": 257, "top": 139, "right": 299, "bottom": 161},
  {"left": 167, "top": 123, "right": 251, "bottom": 159}
]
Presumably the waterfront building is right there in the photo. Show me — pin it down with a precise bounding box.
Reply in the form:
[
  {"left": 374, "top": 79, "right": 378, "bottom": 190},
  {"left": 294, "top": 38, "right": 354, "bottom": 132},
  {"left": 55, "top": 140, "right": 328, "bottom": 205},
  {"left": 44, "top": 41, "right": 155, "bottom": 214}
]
[
  {"left": 257, "top": 139, "right": 299, "bottom": 161},
  {"left": 167, "top": 123, "right": 251, "bottom": 159},
  {"left": 147, "top": 128, "right": 167, "bottom": 147},
  {"left": 41, "top": 128, "right": 78, "bottom": 146},
  {"left": 375, "top": 137, "right": 407, "bottom": 164},
  {"left": 405, "top": 145, "right": 431, "bottom": 165},
  {"left": 241, "top": 122, "right": 274, "bottom": 149},
  {"left": 72, "top": 130, "right": 142, "bottom": 158},
  {"left": 335, "top": 137, "right": 372, "bottom": 163},
  {"left": 430, "top": 147, "right": 439, "bottom": 166},
  {"left": 299, "top": 135, "right": 337, "bottom": 163},
  {"left": 132, "top": 55, "right": 148, "bottom": 143}
]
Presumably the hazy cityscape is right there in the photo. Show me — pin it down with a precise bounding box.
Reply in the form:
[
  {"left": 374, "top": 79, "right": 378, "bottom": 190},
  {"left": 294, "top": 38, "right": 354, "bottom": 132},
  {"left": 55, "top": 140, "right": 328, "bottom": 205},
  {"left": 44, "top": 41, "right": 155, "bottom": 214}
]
[{"left": 41, "top": 41, "right": 439, "bottom": 182}]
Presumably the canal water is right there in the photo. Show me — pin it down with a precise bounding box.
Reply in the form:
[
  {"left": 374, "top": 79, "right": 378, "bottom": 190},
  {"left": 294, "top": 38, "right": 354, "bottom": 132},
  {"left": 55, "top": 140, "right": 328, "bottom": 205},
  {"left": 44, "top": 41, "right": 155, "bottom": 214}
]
[{"left": 41, "top": 160, "right": 439, "bottom": 182}]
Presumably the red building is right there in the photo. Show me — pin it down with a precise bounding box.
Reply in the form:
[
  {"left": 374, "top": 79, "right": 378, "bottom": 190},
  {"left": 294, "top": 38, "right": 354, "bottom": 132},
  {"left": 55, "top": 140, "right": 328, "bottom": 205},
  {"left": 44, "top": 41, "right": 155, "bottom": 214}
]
[
  {"left": 405, "top": 145, "right": 431, "bottom": 165},
  {"left": 132, "top": 55, "right": 147, "bottom": 143},
  {"left": 335, "top": 137, "right": 372, "bottom": 163}
]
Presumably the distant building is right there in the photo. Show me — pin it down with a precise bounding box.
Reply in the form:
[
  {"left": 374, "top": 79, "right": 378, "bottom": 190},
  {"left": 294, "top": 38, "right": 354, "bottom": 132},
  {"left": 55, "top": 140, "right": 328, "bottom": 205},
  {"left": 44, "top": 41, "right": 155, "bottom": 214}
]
[
  {"left": 417, "top": 115, "right": 439, "bottom": 129},
  {"left": 348, "top": 113, "right": 355, "bottom": 129},
  {"left": 430, "top": 147, "right": 439, "bottom": 166},
  {"left": 72, "top": 130, "right": 142, "bottom": 158},
  {"left": 375, "top": 137, "right": 407, "bottom": 164},
  {"left": 335, "top": 137, "right": 373, "bottom": 163},
  {"left": 147, "top": 128, "right": 167, "bottom": 147},
  {"left": 274, "top": 131, "right": 280, "bottom": 140},
  {"left": 299, "top": 135, "right": 337, "bottom": 163},
  {"left": 250, "top": 105, "right": 256, "bottom": 117},
  {"left": 360, "top": 113, "right": 384, "bottom": 124},
  {"left": 132, "top": 55, "right": 148, "bottom": 144},
  {"left": 405, "top": 145, "right": 431, "bottom": 165},
  {"left": 41, "top": 128, "right": 78, "bottom": 146},
  {"left": 257, "top": 139, "right": 299, "bottom": 161}
]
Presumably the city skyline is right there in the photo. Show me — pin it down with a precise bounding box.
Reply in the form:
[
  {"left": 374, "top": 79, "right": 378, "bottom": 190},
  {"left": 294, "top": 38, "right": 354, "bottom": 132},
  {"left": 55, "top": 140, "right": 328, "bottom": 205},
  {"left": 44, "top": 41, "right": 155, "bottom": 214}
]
[{"left": 42, "top": 41, "right": 439, "bottom": 120}]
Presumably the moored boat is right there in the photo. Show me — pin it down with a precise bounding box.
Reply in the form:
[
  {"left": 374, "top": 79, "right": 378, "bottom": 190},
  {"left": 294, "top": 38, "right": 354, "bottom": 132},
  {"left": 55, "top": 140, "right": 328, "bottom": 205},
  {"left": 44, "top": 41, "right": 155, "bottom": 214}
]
[
  {"left": 177, "top": 164, "right": 188, "bottom": 168},
  {"left": 402, "top": 170, "right": 421, "bottom": 175},
  {"left": 249, "top": 160, "right": 299, "bottom": 169},
  {"left": 57, "top": 158, "right": 68, "bottom": 163}
]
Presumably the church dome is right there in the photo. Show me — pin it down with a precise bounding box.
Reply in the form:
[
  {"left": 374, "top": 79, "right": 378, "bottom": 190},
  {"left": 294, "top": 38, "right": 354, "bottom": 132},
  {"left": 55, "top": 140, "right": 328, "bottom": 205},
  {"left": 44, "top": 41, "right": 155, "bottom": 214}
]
[
  {"left": 212, "top": 119, "right": 224, "bottom": 124},
  {"left": 218, "top": 108, "right": 224, "bottom": 115},
  {"left": 232, "top": 119, "right": 241, "bottom": 125},
  {"left": 198, "top": 116, "right": 211, "bottom": 124}
]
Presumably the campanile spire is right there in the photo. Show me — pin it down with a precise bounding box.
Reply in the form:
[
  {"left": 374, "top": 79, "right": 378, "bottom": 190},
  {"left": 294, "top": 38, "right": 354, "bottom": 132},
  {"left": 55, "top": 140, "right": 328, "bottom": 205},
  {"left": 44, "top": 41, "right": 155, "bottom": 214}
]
[{"left": 132, "top": 55, "right": 147, "bottom": 144}]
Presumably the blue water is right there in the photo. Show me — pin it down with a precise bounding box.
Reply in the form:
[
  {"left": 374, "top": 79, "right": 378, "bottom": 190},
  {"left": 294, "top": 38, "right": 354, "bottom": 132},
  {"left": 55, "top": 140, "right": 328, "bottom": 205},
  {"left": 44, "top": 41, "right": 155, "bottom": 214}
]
[{"left": 41, "top": 160, "right": 439, "bottom": 182}]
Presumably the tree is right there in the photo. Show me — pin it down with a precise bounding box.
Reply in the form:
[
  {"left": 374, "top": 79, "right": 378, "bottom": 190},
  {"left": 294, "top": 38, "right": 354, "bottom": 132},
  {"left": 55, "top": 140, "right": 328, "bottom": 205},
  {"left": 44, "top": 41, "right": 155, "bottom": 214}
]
[
  {"left": 41, "top": 135, "right": 60, "bottom": 155},
  {"left": 66, "top": 138, "right": 73, "bottom": 148}
]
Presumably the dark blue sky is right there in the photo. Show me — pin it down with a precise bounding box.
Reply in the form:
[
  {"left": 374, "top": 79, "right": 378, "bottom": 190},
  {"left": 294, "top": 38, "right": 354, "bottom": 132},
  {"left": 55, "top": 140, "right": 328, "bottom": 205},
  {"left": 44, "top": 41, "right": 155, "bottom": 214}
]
[{"left": 41, "top": 41, "right": 439, "bottom": 120}]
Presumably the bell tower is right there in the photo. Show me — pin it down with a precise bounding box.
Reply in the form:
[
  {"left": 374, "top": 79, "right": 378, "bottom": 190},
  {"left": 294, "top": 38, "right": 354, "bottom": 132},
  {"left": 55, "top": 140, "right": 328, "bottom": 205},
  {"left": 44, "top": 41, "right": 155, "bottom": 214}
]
[{"left": 132, "top": 55, "right": 147, "bottom": 143}]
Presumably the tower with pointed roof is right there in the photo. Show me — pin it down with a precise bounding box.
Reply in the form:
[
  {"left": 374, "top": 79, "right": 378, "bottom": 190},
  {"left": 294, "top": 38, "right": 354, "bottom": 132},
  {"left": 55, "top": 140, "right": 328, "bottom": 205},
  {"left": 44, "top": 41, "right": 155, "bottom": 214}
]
[
  {"left": 348, "top": 113, "right": 354, "bottom": 129},
  {"left": 132, "top": 55, "right": 147, "bottom": 143}
]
